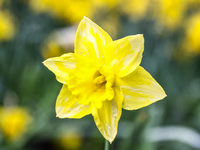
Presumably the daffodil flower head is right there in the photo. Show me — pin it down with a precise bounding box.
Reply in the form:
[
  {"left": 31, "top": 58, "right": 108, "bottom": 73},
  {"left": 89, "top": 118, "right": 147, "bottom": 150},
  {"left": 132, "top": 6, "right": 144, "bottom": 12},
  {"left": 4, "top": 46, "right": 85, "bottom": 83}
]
[{"left": 43, "top": 17, "right": 166, "bottom": 143}]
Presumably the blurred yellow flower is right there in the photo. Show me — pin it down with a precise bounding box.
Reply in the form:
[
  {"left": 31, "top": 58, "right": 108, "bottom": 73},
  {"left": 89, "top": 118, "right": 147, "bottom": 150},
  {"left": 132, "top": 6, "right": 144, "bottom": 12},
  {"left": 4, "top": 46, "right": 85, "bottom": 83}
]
[
  {"left": 98, "top": 14, "right": 120, "bottom": 38},
  {"left": 43, "top": 17, "right": 166, "bottom": 142},
  {"left": 121, "top": 0, "right": 150, "bottom": 20},
  {"left": 58, "top": 129, "right": 82, "bottom": 150},
  {"left": 0, "top": 107, "right": 32, "bottom": 141},
  {"left": 154, "top": 0, "right": 186, "bottom": 30},
  {"left": 29, "top": 0, "right": 95, "bottom": 23},
  {"left": 187, "top": 0, "right": 200, "bottom": 5},
  {"left": 182, "top": 13, "right": 200, "bottom": 55},
  {"left": 94, "top": 0, "right": 119, "bottom": 8},
  {"left": 0, "top": 11, "right": 15, "bottom": 41},
  {"left": 42, "top": 26, "right": 77, "bottom": 59},
  {"left": 42, "top": 41, "right": 65, "bottom": 59}
]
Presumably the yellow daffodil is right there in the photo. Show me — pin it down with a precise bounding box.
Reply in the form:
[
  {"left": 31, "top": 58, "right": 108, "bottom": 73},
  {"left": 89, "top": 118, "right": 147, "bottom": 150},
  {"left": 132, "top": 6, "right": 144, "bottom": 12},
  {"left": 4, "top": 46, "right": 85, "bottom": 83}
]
[
  {"left": 58, "top": 129, "right": 82, "bottom": 150},
  {"left": 29, "top": 0, "right": 95, "bottom": 23},
  {"left": 43, "top": 17, "right": 166, "bottom": 143},
  {"left": 154, "top": 0, "right": 186, "bottom": 30},
  {"left": 0, "top": 11, "right": 15, "bottom": 41},
  {"left": 94, "top": 0, "right": 119, "bottom": 8},
  {"left": 182, "top": 13, "right": 200, "bottom": 55},
  {"left": 42, "top": 41, "right": 65, "bottom": 59},
  {"left": 121, "top": 0, "right": 150, "bottom": 20},
  {"left": 0, "top": 107, "right": 32, "bottom": 141}
]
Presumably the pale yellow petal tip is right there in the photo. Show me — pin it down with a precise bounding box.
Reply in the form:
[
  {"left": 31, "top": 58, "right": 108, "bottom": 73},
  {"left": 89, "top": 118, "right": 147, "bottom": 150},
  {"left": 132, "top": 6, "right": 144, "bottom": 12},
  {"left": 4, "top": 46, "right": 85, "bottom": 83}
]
[
  {"left": 82, "top": 16, "right": 91, "bottom": 23},
  {"left": 83, "top": 16, "right": 88, "bottom": 20},
  {"left": 55, "top": 109, "right": 64, "bottom": 119},
  {"left": 81, "top": 17, "right": 98, "bottom": 28},
  {"left": 56, "top": 113, "right": 65, "bottom": 119},
  {"left": 56, "top": 111, "right": 61, "bottom": 118},
  {"left": 134, "top": 34, "right": 144, "bottom": 40},
  {"left": 161, "top": 86, "right": 167, "bottom": 99},
  {"left": 42, "top": 60, "right": 47, "bottom": 66},
  {"left": 104, "top": 132, "right": 117, "bottom": 144},
  {"left": 156, "top": 87, "right": 167, "bottom": 101},
  {"left": 127, "top": 34, "right": 144, "bottom": 45},
  {"left": 42, "top": 58, "right": 55, "bottom": 67},
  {"left": 108, "top": 139, "right": 114, "bottom": 144},
  {"left": 104, "top": 136, "right": 114, "bottom": 144},
  {"left": 107, "top": 135, "right": 116, "bottom": 144},
  {"left": 163, "top": 92, "right": 167, "bottom": 99},
  {"left": 137, "top": 34, "right": 143, "bottom": 37},
  {"left": 157, "top": 92, "right": 167, "bottom": 103},
  {"left": 56, "top": 114, "right": 66, "bottom": 119},
  {"left": 42, "top": 58, "right": 50, "bottom": 65}
]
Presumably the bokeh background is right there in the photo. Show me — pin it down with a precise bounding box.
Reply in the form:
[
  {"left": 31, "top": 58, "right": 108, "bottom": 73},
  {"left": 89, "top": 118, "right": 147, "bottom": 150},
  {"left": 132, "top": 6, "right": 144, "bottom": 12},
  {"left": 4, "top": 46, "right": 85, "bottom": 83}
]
[{"left": 1, "top": 0, "right": 200, "bottom": 149}]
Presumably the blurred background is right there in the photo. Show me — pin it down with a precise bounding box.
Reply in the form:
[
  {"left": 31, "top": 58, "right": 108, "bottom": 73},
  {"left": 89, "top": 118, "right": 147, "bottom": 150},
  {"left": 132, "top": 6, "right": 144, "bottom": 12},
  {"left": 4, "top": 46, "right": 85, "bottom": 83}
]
[{"left": 0, "top": 0, "right": 200, "bottom": 149}]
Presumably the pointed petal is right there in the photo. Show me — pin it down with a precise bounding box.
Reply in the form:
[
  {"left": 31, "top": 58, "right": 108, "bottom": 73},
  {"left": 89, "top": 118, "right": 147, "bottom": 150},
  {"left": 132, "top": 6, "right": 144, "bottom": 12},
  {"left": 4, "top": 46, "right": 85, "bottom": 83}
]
[
  {"left": 56, "top": 85, "right": 91, "bottom": 119},
  {"left": 92, "top": 88, "right": 123, "bottom": 143},
  {"left": 117, "top": 66, "right": 166, "bottom": 110},
  {"left": 75, "top": 17, "right": 112, "bottom": 61},
  {"left": 43, "top": 53, "right": 76, "bottom": 84},
  {"left": 104, "top": 34, "right": 144, "bottom": 77}
]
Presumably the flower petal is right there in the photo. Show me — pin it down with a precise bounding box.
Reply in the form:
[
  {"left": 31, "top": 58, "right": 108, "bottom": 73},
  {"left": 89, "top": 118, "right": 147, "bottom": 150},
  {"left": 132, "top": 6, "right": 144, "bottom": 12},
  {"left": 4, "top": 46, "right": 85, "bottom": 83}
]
[
  {"left": 117, "top": 66, "right": 166, "bottom": 110},
  {"left": 43, "top": 53, "right": 76, "bottom": 84},
  {"left": 75, "top": 17, "right": 112, "bottom": 61},
  {"left": 56, "top": 85, "right": 91, "bottom": 119},
  {"left": 104, "top": 34, "right": 144, "bottom": 77},
  {"left": 92, "top": 88, "right": 123, "bottom": 143}
]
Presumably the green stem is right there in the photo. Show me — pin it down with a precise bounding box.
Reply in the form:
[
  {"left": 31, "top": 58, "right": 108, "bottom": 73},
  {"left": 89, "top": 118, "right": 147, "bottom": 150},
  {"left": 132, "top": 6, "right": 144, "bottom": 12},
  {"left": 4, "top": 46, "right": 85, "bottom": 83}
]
[{"left": 105, "top": 139, "right": 112, "bottom": 150}]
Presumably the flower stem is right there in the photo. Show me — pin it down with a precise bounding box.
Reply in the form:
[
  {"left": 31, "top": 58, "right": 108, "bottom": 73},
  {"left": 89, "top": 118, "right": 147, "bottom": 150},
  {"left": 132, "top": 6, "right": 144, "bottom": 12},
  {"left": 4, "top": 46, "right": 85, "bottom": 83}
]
[{"left": 105, "top": 139, "right": 112, "bottom": 150}]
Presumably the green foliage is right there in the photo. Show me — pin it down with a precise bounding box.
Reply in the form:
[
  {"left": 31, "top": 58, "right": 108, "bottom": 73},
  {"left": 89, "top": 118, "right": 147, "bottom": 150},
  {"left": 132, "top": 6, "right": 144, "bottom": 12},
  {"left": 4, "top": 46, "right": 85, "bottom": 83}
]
[{"left": 0, "top": 0, "right": 200, "bottom": 150}]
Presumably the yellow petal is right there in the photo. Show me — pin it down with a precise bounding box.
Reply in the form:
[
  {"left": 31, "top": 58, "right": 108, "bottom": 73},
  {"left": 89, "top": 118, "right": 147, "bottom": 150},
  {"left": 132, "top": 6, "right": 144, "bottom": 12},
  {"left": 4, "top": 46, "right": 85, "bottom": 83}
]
[
  {"left": 43, "top": 53, "right": 76, "bottom": 84},
  {"left": 117, "top": 66, "right": 166, "bottom": 110},
  {"left": 92, "top": 88, "right": 123, "bottom": 143},
  {"left": 104, "top": 34, "right": 144, "bottom": 77},
  {"left": 75, "top": 17, "right": 112, "bottom": 61},
  {"left": 56, "top": 85, "right": 91, "bottom": 119}
]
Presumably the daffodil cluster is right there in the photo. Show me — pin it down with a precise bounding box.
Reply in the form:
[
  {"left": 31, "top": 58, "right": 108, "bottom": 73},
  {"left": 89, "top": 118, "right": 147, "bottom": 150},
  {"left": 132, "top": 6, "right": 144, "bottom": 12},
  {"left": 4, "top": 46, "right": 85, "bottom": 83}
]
[{"left": 43, "top": 17, "right": 166, "bottom": 142}]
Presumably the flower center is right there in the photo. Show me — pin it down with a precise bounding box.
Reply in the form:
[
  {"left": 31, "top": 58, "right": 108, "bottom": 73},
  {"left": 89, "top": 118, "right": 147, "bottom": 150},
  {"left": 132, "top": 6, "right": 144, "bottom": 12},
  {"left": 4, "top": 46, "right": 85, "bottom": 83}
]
[
  {"left": 93, "top": 75, "right": 106, "bottom": 85},
  {"left": 68, "top": 63, "right": 115, "bottom": 108}
]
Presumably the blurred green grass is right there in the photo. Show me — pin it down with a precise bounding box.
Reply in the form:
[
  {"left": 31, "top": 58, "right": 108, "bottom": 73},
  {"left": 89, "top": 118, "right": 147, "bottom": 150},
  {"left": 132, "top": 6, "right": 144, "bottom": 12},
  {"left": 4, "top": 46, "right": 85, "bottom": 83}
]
[{"left": 0, "top": 0, "right": 200, "bottom": 150}]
